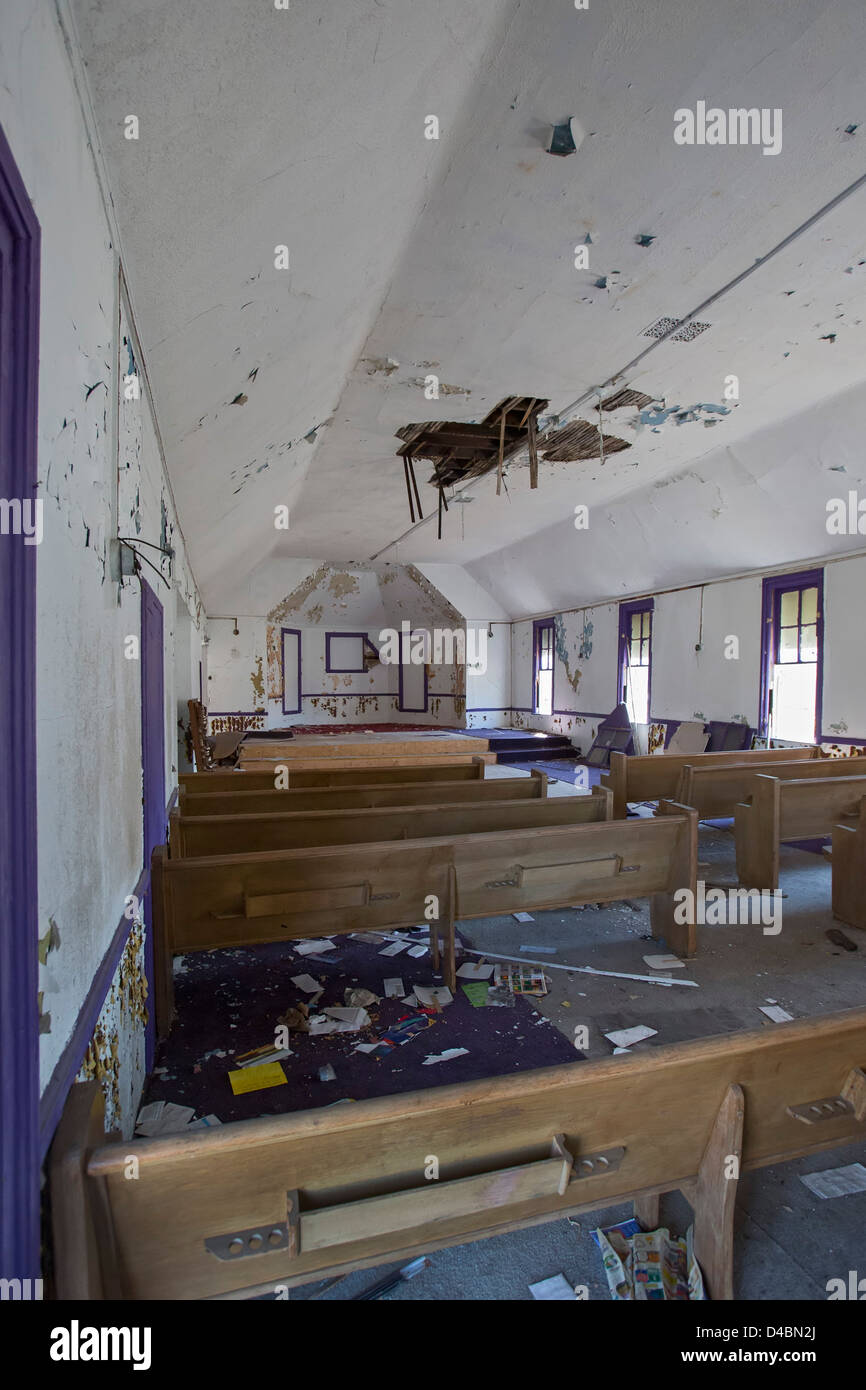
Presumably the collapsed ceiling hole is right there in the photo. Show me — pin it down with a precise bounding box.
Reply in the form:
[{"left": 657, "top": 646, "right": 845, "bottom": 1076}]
[
  {"left": 597, "top": 388, "right": 655, "bottom": 412},
  {"left": 396, "top": 396, "right": 549, "bottom": 533},
  {"left": 540, "top": 419, "right": 631, "bottom": 462}
]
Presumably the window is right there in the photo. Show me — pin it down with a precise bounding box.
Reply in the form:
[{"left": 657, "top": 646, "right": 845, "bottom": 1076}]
[
  {"left": 761, "top": 574, "right": 822, "bottom": 744},
  {"left": 325, "top": 632, "right": 379, "bottom": 674},
  {"left": 619, "top": 600, "right": 653, "bottom": 726},
  {"left": 533, "top": 620, "right": 554, "bottom": 716}
]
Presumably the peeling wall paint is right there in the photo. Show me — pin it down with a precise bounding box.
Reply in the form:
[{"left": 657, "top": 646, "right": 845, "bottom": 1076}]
[{"left": 76, "top": 920, "right": 147, "bottom": 1138}]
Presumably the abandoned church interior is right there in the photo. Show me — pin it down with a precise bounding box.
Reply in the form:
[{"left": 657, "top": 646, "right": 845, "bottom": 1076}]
[{"left": 4, "top": 0, "right": 866, "bottom": 1319}]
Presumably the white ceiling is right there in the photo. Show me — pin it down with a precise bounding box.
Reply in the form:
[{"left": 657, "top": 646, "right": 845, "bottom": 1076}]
[{"left": 73, "top": 0, "right": 866, "bottom": 616}]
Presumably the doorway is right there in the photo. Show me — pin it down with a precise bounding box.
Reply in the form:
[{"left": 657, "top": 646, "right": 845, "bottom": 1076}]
[
  {"left": 0, "top": 120, "right": 41, "bottom": 1281},
  {"left": 140, "top": 579, "right": 165, "bottom": 1071},
  {"left": 760, "top": 571, "right": 823, "bottom": 744},
  {"left": 532, "top": 619, "right": 554, "bottom": 716}
]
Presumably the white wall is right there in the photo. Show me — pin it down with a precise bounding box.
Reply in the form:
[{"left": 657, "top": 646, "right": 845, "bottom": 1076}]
[
  {"left": 507, "top": 555, "right": 866, "bottom": 750},
  {"left": 0, "top": 2, "right": 203, "bottom": 1131}
]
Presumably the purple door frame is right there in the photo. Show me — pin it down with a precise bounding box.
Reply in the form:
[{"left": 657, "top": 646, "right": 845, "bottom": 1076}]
[
  {"left": 618, "top": 598, "right": 654, "bottom": 719},
  {"left": 398, "top": 629, "right": 429, "bottom": 712},
  {"left": 140, "top": 579, "right": 165, "bottom": 1072},
  {"left": 758, "top": 568, "right": 824, "bottom": 742},
  {"left": 532, "top": 618, "right": 555, "bottom": 715},
  {"left": 0, "top": 122, "right": 41, "bottom": 1281}
]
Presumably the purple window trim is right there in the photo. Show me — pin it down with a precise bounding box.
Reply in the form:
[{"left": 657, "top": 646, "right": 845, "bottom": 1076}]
[
  {"left": 324, "top": 631, "right": 380, "bottom": 673},
  {"left": 281, "top": 627, "right": 302, "bottom": 715},
  {"left": 758, "top": 569, "right": 824, "bottom": 742},
  {"left": 397, "top": 629, "right": 429, "bottom": 712},
  {"left": 532, "top": 618, "right": 556, "bottom": 715},
  {"left": 618, "top": 598, "right": 654, "bottom": 722},
  {"left": 0, "top": 120, "right": 40, "bottom": 1279}
]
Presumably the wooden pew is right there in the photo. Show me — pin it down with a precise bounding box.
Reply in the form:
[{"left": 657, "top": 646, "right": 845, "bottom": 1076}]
[
  {"left": 677, "top": 755, "right": 866, "bottom": 822},
  {"left": 239, "top": 752, "right": 498, "bottom": 773},
  {"left": 735, "top": 774, "right": 866, "bottom": 889},
  {"left": 152, "top": 839, "right": 457, "bottom": 1034},
  {"left": 602, "top": 745, "right": 819, "bottom": 820},
  {"left": 179, "top": 760, "right": 489, "bottom": 792},
  {"left": 179, "top": 770, "right": 548, "bottom": 819},
  {"left": 169, "top": 786, "right": 610, "bottom": 859},
  {"left": 153, "top": 799, "right": 697, "bottom": 1036},
  {"left": 830, "top": 800, "right": 866, "bottom": 934},
  {"left": 51, "top": 1010, "right": 866, "bottom": 1300}
]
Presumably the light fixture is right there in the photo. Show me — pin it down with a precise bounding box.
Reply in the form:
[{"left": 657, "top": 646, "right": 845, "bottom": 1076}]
[
  {"left": 548, "top": 117, "right": 577, "bottom": 156},
  {"left": 233, "top": 618, "right": 240, "bottom": 636}
]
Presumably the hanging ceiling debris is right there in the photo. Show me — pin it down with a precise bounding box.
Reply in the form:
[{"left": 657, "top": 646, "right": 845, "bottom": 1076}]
[{"left": 396, "top": 396, "right": 548, "bottom": 534}]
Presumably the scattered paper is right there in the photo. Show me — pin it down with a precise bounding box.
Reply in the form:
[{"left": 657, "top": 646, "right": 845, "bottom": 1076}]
[
  {"left": 529, "top": 1275, "right": 576, "bottom": 1301},
  {"left": 461, "top": 982, "right": 489, "bottom": 1008},
  {"left": 643, "top": 954, "right": 685, "bottom": 971},
  {"left": 800, "top": 1163, "right": 866, "bottom": 1200},
  {"left": 414, "top": 984, "right": 453, "bottom": 1008},
  {"left": 186, "top": 1114, "right": 222, "bottom": 1130},
  {"left": 604, "top": 1025, "right": 657, "bottom": 1048},
  {"left": 228, "top": 1062, "right": 287, "bottom": 1095},
  {"left": 291, "top": 973, "right": 322, "bottom": 992},
  {"left": 294, "top": 939, "right": 336, "bottom": 956},
  {"left": 380, "top": 941, "right": 409, "bottom": 957},
  {"left": 353, "top": 1042, "right": 380, "bottom": 1054},
  {"left": 422, "top": 1048, "right": 469, "bottom": 1066},
  {"left": 323, "top": 1006, "right": 370, "bottom": 1030},
  {"left": 512, "top": 912, "right": 535, "bottom": 923},
  {"left": 135, "top": 1101, "right": 196, "bottom": 1137},
  {"left": 760, "top": 1004, "right": 793, "bottom": 1023},
  {"left": 520, "top": 944, "right": 556, "bottom": 954},
  {"left": 407, "top": 944, "right": 428, "bottom": 958},
  {"left": 383, "top": 977, "right": 405, "bottom": 998},
  {"left": 457, "top": 961, "right": 494, "bottom": 980}
]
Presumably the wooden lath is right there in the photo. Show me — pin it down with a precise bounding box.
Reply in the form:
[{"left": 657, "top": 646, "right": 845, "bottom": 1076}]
[{"left": 395, "top": 396, "right": 549, "bottom": 524}]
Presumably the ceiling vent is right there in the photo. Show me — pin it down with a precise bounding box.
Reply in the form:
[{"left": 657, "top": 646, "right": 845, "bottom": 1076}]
[{"left": 643, "top": 317, "right": 711, "bottom": 342}]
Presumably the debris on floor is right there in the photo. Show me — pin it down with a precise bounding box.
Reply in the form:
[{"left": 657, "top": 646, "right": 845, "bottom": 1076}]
[
  {"left": 643, "top": 953, "right": 685, "bottom": 970},
  {"left": 604, "top": 1025, "right": 657, "bottom": 1049},
  {"left": 593, "top": 1220, "right": 706, "bottom": 1300},
  {"left": 529, "top": 1273, "right": 578, "bottom": 1300},
  {"left": 423, "top": 1047, "right": 469, "bottom": 1065},
  {"left": 228, "top": 1061, "right": 287, "bottom": 1095},
  {"left": 826, "top": 927, "right": 857, "bottom": 952},
  {"left": 760, "top": 1004, "right": 794, "bottom": 1022},
  {"left": 799, "top": 1162, "right": 866, "bottom": 1199}
]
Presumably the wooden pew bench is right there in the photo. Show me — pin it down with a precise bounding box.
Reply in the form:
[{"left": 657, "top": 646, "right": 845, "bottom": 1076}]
[
  {"left": 602, "top": 746, "right": 818, "bottom": 820},
  {"left": 831, "top": 802, "right": 866, "bottom": 934},
  {"left": 169, "top": 786, "right": 611, "bottom": 858},
  {"left": 51, "top": 1010, "right": 866, "bottom": 1301},
  {"left": 677, "top": 755, "right": 866, "bottom": 822},
  {"left": 735, "top": 774, "right": 866, "bottom": 889},
  {"left": 153, "top": 800, "right": 697, "bottom": 1035},
  {"left": 178, "top": 770, "right": 549, "bottom": 819},
  {"left": 179, "top": 760, "right": 489, "bottom": 793}
]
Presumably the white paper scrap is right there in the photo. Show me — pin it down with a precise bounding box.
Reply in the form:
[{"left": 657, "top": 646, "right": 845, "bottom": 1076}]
[
  {"left": 407, "top": 944, "right": 428, "bottom": 958},
  {"left": 529, "top": 1274, "right": 576, "bottom": 1301},
  {"left": 186, "top": 1114, "right": 222, "bottom": 1130},
  {"left": 383, "top": 977, "right": 404, "bottom": 998},
  {"left": 800, "top": 1163, "right": 866, "bottom": 1200},
  {"left": 353, "top": 1043, "right": 380, "bottom": 1055},
  {"left": 520, "top": 945, "right": 556, "bottom": 954},
  {"left": 422, "top": 1048, "right": 469, "bottom": 1066},
  {"left": 643, "top": 954, "right": 685, "bottom": 971},
  {"left": 323, "top": 1006, "right": 370, "bottom": 1030},
  {"left": 379, "top": 941, "right": 409, "bottom": 957},
  {"left": 457, "top": 962, "right": 494, "bottom": 980},
  {"left": 414, "top": 985, "right": 453, "bottom": 1008},
  {"left": 604, "top": 1025, "right": 657, "bottom": 1049},
  {"left": 291, "top": 974, "right": 321, "bottom": 992},
  {"left": 294, "top": 939, "right": 336, "bottom": 956},
  {"left": 512, "top": 912, "right": 535, "bottom": 923},
  {"left": 760, "top": 1004, "right": 793, "bottom": 1023}
]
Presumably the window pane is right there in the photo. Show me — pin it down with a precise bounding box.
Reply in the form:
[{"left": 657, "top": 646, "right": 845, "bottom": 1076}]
[
  {"left": 630, "top": 639, "right": 641, "bottom": 665},
  {"left": 779, "top": 590, "right": 799, "bottom": 626},
  {"left": 800, "top": 587, "right": 818, "bottom": 625},
  {"left": 778, "top": 625, "right": 799, "bottom": 663},
  {"left": 799, "top": 624, "right": 818, "bottom": 663},
  {"left": 642, "top": 612, "right": 651, "bottom": 637},
  {"left": 631, "top": 614, "right": 641, "bottom": 640}
]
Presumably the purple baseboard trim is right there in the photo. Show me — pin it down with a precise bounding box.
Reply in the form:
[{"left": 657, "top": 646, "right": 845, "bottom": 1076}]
[
  {"left": 207, "top": 710, "right": 266, "bottom": 718},
  {"left": 820, "top": 732, "right": 866, "bottom": 745},
  {"left": 38, "top": 863, "right": 149, "bottom": 1159}
]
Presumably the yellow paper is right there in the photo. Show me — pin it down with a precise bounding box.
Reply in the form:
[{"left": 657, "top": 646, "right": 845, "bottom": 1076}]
[{"left": 228, "top": 1062, "right": 287, "bottom": 1095}]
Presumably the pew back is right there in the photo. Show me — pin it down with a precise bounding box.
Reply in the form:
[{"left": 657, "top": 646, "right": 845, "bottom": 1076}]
[
  {"left": 179, "top": 771, "right": 547, "bottom": 819},
  {"left": 677, "top": 755, "right": 866, "bottom": 821},
  {"left": 735, "top": 774, "right": 866, "bottom": 888},
  {"left": 179, "top": 761, "right": 488, "bottom": 792},
  {"left": 169, "top": 787, "right": 610, "bottom": 858},
  {"left": 52, "top": 1009, "right": 866, "bottom": 1299},
  {"left": 602, "top": 745, "right": 818, "bottom": 819}
]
